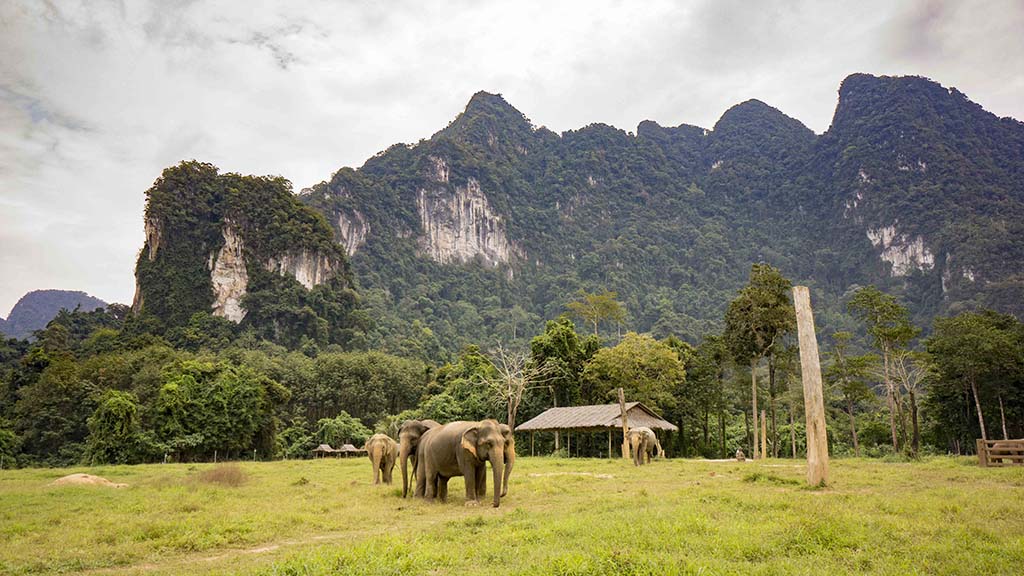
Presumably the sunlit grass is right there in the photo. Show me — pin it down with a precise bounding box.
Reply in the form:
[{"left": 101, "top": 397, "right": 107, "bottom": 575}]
[{"left": 1, "top": 456, "right": 1022, "bottom": 574}]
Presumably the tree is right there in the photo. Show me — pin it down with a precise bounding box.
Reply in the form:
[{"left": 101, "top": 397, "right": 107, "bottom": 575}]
[
  {"left": 85, "top": 390, "right": 142, "bottom": 464},
  {"left": 582, "top": 332, "right": 685, "bottom": 414},
  {"left": 824, "top": 332, "right": 876, "bottom": 457},
  {"left": 530, "top": 315, "right": 600, "bottom": 409},
  {"left": 723, "top": 264, "right": 795, "bottom": 459},
  {"left": 567, "top": 290, "right": 626, "bottom": 337},
  {"left": 484, "top": 344, "right": 557, "bottom": 428},
  {"left": 927, "top": 311, "right": 1018, "bottom": 443},
  {"left": 847, "top": 286, "right": 918, "bottom": 452},
  {"left": 316, "top": 411, "right": 372, "bottom": 447},
  {"left": 889, "top": 349, "right": 931, "bottom": 457}
]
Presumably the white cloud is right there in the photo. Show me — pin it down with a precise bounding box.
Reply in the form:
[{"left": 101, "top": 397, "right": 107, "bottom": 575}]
[{"left": 1, "top": 0, "right": 1022, "bottom": 315}]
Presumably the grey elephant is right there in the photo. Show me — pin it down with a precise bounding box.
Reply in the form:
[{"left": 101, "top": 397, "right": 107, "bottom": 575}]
[
  {"left": 416, "top": 419, "right": 507, "bottom": 507},
  {"left": 364, "top": 433, "right": 400, "bottom": 485},
  {"left": 627, "top": 427, "right": 663, "bottom": 466},
  {"left": 398, "top": 419, "right": 441, "bottom": 497}
]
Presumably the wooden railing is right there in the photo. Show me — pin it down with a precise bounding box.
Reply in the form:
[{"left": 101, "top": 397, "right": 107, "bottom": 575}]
[{"left": 977, "top": 439, "right": 1024, "bottom": 467}]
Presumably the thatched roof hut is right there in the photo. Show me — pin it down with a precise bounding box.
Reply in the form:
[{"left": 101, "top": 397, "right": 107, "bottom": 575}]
[
  {"left": 515, "top": 402, "right": 677, "bottom": 458},
  {"left": 516, "top": 402, "right": 678, "bottom": 433}
]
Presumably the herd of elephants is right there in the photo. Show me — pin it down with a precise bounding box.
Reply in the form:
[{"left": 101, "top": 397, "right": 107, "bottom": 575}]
[{"left": 363, "top": 419, "right": 665, "bottom": 508}]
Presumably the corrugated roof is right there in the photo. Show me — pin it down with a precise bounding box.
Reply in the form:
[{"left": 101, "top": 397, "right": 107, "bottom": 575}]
[{"left": 515, "top": 402, "right": 678, "bottom": 432}]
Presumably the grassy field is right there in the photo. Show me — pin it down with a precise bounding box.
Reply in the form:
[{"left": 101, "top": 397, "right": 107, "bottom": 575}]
[{"left": 1, "top": 456, "right": 1023, "bottom": 575}]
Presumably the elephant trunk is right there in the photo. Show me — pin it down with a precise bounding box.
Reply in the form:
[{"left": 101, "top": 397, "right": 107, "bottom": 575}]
[
  {"left": 399, "top": 442, "right": 412, "bottom": 498},
  {"left": 501, "top": 444, "right": 514, "bottom": 497},
  {"left": 490, "top": 451, "right": 505, "bottom": 508}
]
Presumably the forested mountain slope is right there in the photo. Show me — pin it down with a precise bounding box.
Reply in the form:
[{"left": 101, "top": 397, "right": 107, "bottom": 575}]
[
  {"left": 0, "top": 290, "right": 107, "bottom": 340},
  {"left": 295, "top": 73, "right": 1023, "bottom": 359}
]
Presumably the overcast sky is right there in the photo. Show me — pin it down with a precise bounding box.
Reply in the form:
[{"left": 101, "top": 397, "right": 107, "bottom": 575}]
[{"left": 2, "top": 0, "right": 1023, "bottom": 316}]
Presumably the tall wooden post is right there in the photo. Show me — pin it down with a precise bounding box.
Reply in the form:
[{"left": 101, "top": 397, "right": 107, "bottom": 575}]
[
  {"left": 761, "top": 409, "right": 768, "bottom": 461},
  {"left": 618, "top": 388, "right": 630, "bottom": 459},
  {"left": 793, "top": 286, "right": 829, "bottom": 486},
  {"left": 608, "top": 430, "right": 612, "bottom": 458}
]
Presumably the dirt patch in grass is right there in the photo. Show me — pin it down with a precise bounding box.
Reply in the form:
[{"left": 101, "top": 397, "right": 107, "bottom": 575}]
[
  {"left": 50, "top": 473, "right": 128, "bottom": 488},
  {"left": 197, "top": 464, "right": 248, "bottom": 487}
]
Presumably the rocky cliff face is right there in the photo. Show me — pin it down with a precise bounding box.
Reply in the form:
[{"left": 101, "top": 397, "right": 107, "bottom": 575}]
[
  {"left": 337, "top": 210, "right": 369, "bottom": 257},
  {"left": 208, "top": 223, "right": 250, "bottom": 322},
  {"left": 205, "top": 223, "right": 339, "bottom": 322},
  {"left": 264, "top": 250, "right": 337, "bottom": 290},
  {"left": 866, "top": 224, "right": 935, "bottom": 277},
  {"left": 416, "top": 177, "right": 520, "bottom": 267}
]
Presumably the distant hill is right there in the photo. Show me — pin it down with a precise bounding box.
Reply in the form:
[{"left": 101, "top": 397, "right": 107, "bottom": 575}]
[{"left": 1, "top": 290, "right": 108, "bottom": 340}]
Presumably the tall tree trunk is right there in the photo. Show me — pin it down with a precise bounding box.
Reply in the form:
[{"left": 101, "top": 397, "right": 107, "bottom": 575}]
[
  {"left": 999, "top": 395, "right": 1008, "bottom": 440},
  {"left": 751, "top": 357, "right": 759, "bottom": 459},
  {"left": 883, "top": 348, "right": 899, "bottom": 451},
  {"left": 703, "top": 407, "right": 710, "bottom": 454},
  {"left": 970, "top": 377, "right": 988, "bottom": 442},
  {"left": 769, "top": 354, "right": 778, "bottom": 458},
  {"left": 744, "top": 410, "right": 751, "bottom": 456},
  {"left": 909, "top": 390, "right": 920, "bottom": 457},
  {"left": 848, "top": 399, "right": 860, "bottom": 457},
  {"left": 719, "top": 408, "right": 727, "bottom": 458}
]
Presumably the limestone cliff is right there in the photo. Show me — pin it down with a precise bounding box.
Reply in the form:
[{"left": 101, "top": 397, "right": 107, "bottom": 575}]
[
  {"left": 337, "top": 210, "right": 369, "bottom": 257},
  {"left": 416, "top": 177, "right": 520, "bottom": 267},
  {"left": 866, "top": 224, "right": 935, "bottom": 277},
  {"left": 208, "top": 223, "right": 249, "bottom": 322}
]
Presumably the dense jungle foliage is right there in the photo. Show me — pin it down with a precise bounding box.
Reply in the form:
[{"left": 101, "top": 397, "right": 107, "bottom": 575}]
[{"left": 1, "top": 270, "right": 1021, "bottom": 467}]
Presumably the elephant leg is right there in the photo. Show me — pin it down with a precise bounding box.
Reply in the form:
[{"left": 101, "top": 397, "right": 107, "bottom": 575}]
[
  {"left": 438, "top": 476, "right": 449, "bottom": 503},
  {"left": 424, "top": 465, "right": 437, "bottom": 501},
  {"left": 372, "top": 450, "right": 381, "bottom": 484},
  {"left": 475, "top": 465, "right": 487, "bottom": 499}
]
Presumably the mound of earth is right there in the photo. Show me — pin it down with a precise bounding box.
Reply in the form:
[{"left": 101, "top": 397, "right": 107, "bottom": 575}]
[{"left": 51, "top": 473, "right": 128, "bottom": 488}]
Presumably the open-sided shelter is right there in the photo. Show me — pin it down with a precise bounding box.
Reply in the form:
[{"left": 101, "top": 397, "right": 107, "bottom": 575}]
[{"left": 516, "top": 402, "right": 678, "bottom": 457}]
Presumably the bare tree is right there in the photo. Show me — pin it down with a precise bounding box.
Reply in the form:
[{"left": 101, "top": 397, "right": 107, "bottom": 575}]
[
  {"left": 484, "top": 344, "right": 559, "bottom": 428},
  {"left": 888, "top": 350, "right": 931, "bottom": 457}
]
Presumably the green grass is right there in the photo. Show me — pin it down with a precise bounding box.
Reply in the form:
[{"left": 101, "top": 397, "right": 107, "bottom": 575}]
[{"left": 1, "top": 457, "right": 1022, "bottom": 575}]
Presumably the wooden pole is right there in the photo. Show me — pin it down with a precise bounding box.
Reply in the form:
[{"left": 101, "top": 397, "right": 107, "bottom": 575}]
[
  {"left": 761, "top": 409, "right": 768, "bottom": 460},
  {"left": 793, "top": 286, "right": 829, "bottom": 486},
  {"left": 531, "top": 432, "right": 535, "bottom": 456},
  {"left": 608, "top": 430, "right": 612, "bottom": 458},
  {"left": 618, "top": 388, "right": 630, "bottom": 459}
]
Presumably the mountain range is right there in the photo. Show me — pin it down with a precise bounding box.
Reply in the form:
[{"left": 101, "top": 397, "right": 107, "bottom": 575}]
[{"left": 131, "top": 73, "right": 1024, "bottom": 359}]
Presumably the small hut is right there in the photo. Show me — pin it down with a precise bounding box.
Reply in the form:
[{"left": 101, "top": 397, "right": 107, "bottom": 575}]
[
  {"left": 516, "top": 402, "right": 678, "bottom": 457},
  {"left": 312, "top": 444, "right": 338, "bottom": 458},
  {"left": 337, "top": 444, "right": 367, "bottom": 458}
]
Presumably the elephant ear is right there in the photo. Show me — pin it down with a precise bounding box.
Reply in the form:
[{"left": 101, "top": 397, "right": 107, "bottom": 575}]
[
  {"left": 461, "top": 427, "right": 480, "bottom": 458},
  {"left": 499, "top": 423, "right": 513, "bottom": 441}
]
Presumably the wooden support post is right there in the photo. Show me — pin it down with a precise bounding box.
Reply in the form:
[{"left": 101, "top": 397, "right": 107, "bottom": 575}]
[
  {"left": 531, "top": 432, "right": 535, "bottom": 457},
  {"left": 567, "top": 431, "right": 571, "bottom": 457},
  {"left": 555, "top": 430, "right": 560, "bottom": 451},
  {"left": 608, "top": 430, "right": 612, "bottom": 458},
  {"left": 618, "top": 388, "right": 630, "bottom": 459},
  {"left": 761, "top": 409, "right": 768, "bottom": 461},
  {"left": 977, "top": 439, "right": 988, "bottom": 468},
  {"left": 752, "top": 360, "right": 759, "bottom": 459},
  {"left": 793, "top": 286, "right": 830, "bottom": 486}
]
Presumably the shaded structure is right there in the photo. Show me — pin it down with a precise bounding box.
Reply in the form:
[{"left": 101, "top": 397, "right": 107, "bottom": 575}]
[
  {"left": 312, "top": 443, "right": 367, "bottom": 458},
  {"left": 516, "top": 403, "right": 678, "bottom": 457}
]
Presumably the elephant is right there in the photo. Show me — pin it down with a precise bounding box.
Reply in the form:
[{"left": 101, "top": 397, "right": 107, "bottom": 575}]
[
  {"left": 364, "top": 433, "right": 400, "bottom": 485},
  {"left": 416, "top": 419, "right": 507, "bottom": 507},
  {"left": 398, "top": 419, "right": 441, "bottom": 497},
  {"left": 627, "top": 427, "right": 663, "bottom": 466}
]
